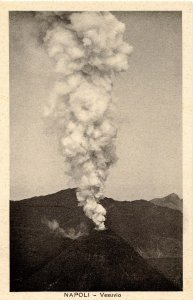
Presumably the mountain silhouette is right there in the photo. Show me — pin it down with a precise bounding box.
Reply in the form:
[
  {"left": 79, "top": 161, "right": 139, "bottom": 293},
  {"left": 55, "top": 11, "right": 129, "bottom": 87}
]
[
  {"left": 10, "top": 188, "right": 182, "bottom": 291},
  {"left": 150, "top": 193, "right": 182, "bottom": 212}
]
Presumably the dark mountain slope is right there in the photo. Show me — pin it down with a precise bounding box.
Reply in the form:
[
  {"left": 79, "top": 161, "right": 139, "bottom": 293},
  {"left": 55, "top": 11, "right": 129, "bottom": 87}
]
[
  {"left": 10, "top": 189, "right": 93, "bottom": 290},
  {"left": 15, "top": 230, "right": 176, "bottom": 291},
  {"left": 101, "top": 196, "right": 182, "bottom": 258},
  {"left": 10, "top": 188, "right": 182, "bottom": 291}
]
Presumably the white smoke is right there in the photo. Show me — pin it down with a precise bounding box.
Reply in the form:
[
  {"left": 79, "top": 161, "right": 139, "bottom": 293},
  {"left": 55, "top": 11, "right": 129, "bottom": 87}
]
[
  {"left": 42, "top": 217, "right": 88, "bottom": 240},
  {"left": 37, "top": 12, "right": 132, "bottom": 230}
]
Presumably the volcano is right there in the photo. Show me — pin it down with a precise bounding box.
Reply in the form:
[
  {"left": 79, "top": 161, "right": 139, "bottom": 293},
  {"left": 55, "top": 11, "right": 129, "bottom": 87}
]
[{"left": 10, "top": 189, "right": 182, "bottom": 291}]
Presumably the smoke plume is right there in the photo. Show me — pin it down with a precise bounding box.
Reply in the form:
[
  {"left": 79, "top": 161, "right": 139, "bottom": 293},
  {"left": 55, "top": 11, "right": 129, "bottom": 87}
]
[
  {"left": 42, "top": 217, "right": 88, "bottom": 239},
  {"left": 37, "top": 12, "right": 132, "bottom": 230}
]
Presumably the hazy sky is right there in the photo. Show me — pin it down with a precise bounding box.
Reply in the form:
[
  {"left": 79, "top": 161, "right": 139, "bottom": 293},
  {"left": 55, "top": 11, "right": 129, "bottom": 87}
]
[{"left": 10, "top": 11, "right": 182, "bottom": 201}]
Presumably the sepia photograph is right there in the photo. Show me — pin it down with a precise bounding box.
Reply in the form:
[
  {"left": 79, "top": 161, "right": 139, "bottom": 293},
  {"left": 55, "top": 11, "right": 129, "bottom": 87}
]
[
  {"left": 0, "top": 2, "right": 191, "bottom": 298},
  {"left": 9, "top": 9, "right": 184, "bottom": 292}
]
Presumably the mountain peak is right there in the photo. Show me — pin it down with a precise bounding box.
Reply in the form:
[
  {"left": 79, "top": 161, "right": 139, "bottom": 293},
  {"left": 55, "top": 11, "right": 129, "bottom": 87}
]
[
  {"left": 150, "top": 193, "right": 182, "bottom": 212},
  {"left": 167, "top": 193, "right": 180, "bottom": 199}
]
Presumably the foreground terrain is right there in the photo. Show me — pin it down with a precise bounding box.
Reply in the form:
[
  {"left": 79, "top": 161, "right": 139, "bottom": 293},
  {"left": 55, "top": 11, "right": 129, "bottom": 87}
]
[{"left": 10, "top": 189, "right": 182, "bottom": 291}]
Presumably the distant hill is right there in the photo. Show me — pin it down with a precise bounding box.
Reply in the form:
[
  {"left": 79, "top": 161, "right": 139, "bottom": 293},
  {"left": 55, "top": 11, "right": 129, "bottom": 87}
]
[
  {"left": 10, "top": 189, "right": 182, "bottom": 291},
  {"left": 150, "top": 193, "right": 182, "bottom": 212}
]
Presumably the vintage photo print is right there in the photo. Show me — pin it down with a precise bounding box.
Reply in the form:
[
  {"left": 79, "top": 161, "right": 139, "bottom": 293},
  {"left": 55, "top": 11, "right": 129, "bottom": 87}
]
[{"left": 0, "top": 2, "right": 192, "bottom": 300}]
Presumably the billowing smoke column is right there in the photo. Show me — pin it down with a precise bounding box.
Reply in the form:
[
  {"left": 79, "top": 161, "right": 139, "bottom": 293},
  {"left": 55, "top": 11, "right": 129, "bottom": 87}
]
[{"left": 37, "top": 12, "right": 132, "bottom": 230}]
